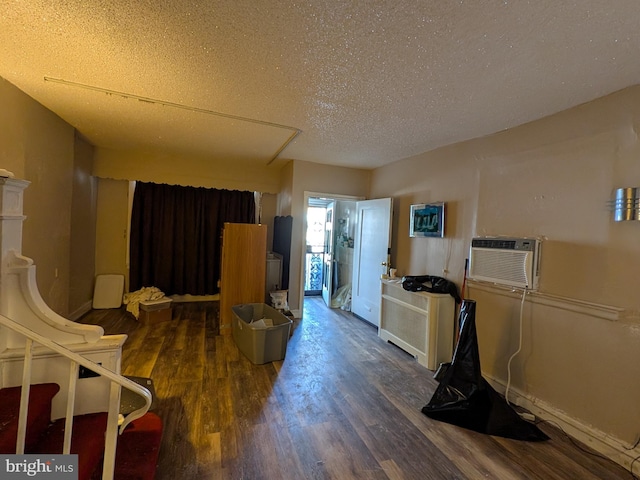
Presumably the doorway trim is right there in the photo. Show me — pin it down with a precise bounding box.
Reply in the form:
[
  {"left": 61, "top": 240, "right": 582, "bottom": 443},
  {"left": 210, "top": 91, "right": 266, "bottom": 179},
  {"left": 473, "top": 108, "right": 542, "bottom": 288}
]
[{"left": 299, "top": 191, "right": 364, "bottom": 315}]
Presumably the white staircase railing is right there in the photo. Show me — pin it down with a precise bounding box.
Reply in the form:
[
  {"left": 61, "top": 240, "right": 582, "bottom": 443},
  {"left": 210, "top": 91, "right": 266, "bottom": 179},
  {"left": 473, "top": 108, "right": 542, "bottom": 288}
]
[{"left": 0, "top": 313, "right": 152, "bottom": 480}]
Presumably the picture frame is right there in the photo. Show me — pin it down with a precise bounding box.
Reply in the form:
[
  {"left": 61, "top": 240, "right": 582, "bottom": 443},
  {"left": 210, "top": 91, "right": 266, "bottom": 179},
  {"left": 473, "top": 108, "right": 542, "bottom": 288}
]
[{"left": 409, "top": 202, "right": 445, "bottom": 237}]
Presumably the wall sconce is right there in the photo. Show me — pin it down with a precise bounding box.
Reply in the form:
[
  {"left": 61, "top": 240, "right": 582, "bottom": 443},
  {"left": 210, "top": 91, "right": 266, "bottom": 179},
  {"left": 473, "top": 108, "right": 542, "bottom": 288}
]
[{"left": 613, "top": 187, "right": 640, "bottom": 222}]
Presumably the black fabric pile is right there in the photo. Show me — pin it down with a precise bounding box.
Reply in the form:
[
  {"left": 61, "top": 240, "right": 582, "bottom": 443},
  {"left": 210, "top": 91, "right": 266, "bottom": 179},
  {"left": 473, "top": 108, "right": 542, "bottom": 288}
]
[
  {"left": 422, "top": 299, "right": 548, "bottom": 442},
  {"left": 402, "top": 275, "right": 461, "bottom": 303}
]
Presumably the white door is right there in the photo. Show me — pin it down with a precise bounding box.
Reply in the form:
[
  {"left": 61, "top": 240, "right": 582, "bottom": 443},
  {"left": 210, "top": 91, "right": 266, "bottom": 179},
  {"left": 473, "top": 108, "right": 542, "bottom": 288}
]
[
  {"left": 321, "top": 202, "right": 334, "bottom": 307},
  {"left": 351, "top": 198, "right": 392, "bottom": 326}
]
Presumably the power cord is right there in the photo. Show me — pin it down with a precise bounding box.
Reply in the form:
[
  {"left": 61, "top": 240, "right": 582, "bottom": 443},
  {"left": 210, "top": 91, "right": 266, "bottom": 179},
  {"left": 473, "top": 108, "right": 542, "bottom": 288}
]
[
  {"left": 536, "top": 418, "right": 640, "bottom": 479},
  {"left": 502, "top": 288, "right": 640, "bottom": 478},
  {"left": 505, "top": 287, "right": 528, "bottom": 407}
]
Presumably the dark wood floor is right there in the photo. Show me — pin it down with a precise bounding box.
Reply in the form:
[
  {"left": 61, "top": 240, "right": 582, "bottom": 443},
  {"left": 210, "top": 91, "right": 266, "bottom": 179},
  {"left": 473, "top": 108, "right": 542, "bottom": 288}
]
[{"left": 81, "top": 298, "right": 629, "bottom": 480}]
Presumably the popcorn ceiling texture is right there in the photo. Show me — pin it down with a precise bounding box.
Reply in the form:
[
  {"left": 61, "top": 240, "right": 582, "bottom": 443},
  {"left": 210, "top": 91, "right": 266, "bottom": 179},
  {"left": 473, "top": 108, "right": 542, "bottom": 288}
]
[{"left": 1, "top": 0, "right": 640, "bottom": 168}]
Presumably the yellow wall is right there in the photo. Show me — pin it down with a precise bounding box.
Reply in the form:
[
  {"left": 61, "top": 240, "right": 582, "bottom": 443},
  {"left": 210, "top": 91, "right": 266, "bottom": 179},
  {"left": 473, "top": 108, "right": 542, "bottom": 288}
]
[{"left": 370, "top": 85, "right": 640, "bottom": 449}]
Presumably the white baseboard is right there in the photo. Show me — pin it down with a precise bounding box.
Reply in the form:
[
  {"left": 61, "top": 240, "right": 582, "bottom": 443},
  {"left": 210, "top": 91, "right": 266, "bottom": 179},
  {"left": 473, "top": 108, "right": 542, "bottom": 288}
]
[
  {"left": 169, "top": 293, "right": 219, "bottom": 302},
  {"left": 68, "top": 300, "right": 93, "bottom": 321},
  {"left": 484, "top": 374, "right": 639, "bottom": 475}
]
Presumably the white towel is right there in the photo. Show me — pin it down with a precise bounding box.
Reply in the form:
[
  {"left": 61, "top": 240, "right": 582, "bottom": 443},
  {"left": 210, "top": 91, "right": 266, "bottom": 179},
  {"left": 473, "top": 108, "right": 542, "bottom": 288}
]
[{"left": 123, "top": 286, "right": 165, "bottom": 318}]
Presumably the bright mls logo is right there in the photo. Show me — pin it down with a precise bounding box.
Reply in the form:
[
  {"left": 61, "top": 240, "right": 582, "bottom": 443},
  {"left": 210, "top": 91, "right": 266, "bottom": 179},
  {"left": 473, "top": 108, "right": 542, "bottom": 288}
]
[{"left": 1, "top": 455, "right": 77, "bottom": 479}]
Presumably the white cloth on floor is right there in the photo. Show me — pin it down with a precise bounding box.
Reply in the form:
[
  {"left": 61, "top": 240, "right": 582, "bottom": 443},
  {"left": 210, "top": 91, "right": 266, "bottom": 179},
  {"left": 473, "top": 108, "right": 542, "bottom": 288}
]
[{"left": 123, "top": 286, "right": 165, "bottom": 318}]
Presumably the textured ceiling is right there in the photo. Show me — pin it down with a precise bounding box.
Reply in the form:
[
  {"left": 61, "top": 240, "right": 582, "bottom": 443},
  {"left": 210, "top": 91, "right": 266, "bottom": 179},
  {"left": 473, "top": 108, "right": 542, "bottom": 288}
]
[{"left": 2, "top": 1, "right": 640, "bottom": 169}]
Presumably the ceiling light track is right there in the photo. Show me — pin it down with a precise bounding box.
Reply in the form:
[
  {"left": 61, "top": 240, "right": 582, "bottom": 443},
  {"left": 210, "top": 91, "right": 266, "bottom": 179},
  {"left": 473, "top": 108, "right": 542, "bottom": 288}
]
[{"left": 44, "top": 76, "right": 301, "bottom": 164}]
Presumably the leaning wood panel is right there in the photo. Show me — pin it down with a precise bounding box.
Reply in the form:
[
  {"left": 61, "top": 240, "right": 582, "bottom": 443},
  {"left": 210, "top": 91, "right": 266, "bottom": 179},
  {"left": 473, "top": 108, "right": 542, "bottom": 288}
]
[{"left": 219, "top": 223, "right": 267, "bottom": 334}]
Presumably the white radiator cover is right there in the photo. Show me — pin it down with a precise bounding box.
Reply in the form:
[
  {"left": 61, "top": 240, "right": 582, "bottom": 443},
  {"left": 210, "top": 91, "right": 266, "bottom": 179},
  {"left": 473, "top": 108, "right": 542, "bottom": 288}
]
[
  {"left": 379, "top": 280, "right": 455, "bottom": 370},
  {"left": 469, "top": 237, "right": 541, "bottom": 290}
]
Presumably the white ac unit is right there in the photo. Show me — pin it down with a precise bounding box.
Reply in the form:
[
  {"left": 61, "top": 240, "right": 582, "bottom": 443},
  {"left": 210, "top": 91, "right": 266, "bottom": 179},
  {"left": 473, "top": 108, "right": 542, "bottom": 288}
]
[{"left": 468, "top": 237, "right": 541, "bottom": 290}]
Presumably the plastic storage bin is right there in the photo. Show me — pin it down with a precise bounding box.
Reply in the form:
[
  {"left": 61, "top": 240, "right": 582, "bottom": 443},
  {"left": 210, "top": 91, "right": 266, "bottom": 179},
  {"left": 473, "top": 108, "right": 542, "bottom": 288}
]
[{"left": 232, "top": 303, "right": 292, "bottom": 364}]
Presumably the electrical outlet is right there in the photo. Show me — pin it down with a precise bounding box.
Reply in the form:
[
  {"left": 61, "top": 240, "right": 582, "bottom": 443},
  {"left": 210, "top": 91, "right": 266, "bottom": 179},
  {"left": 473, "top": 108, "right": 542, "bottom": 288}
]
[{"left": 78, "top": 363, "right": 102, "bottom": 379}]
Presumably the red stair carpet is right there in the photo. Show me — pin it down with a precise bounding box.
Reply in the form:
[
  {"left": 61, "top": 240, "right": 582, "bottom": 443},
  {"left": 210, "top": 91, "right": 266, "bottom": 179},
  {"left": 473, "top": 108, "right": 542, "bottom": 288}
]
[
  {"left": 0, "top": 383, "right": 60, "bottom": 453},
  {"left": 0, "top": 383, "right": 163, "bottom": 480},
  {"left": 39, "top": 412, "right": 109, "bottom": 480},
  {"left": 113, "top": 412, "right": 163, "bottom": 480}
]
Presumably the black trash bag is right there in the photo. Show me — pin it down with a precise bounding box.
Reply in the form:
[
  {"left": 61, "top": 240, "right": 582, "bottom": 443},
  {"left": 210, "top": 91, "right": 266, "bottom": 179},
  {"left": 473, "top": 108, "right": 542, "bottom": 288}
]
[
  {"left": 422, "top": 300, "right": 548, "bottom": 441},
  {"left": 402, "top": 275, "right": 461, "bottom": 303}
]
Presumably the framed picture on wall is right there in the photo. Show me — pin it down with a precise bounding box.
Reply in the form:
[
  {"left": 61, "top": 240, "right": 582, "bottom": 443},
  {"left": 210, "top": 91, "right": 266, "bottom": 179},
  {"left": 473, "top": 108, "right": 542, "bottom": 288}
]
[{"left": 409, "top": 202, "right": 445, "bottom": 237}]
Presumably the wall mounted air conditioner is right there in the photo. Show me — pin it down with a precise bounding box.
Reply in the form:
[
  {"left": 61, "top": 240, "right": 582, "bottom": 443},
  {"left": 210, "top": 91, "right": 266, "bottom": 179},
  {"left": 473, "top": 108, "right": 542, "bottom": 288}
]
[{"left": 468, "top": 237, "right": 541, "bottom": 291}]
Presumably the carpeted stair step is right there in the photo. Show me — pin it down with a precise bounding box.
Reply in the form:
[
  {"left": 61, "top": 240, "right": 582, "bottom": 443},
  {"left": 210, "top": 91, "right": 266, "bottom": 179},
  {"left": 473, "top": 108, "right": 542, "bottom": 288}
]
[
  {"left": 114, "top": 412, "right": 163, "bottom": 480},
  {"left": 1, "top": 384, "right": 162, "bottom": 480},
  {"left": 90, "top": 412, "right": 163, "bottom": 480},
  {"left": 36, "top": 412, "right": 108, "bottom": 480},
  {"left": 0, "top": 383, "right": 60, "bottom": 454}
]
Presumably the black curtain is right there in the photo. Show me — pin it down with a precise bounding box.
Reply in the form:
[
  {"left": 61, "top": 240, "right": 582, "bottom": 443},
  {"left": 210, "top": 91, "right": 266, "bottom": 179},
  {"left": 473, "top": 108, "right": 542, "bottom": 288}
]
[{"left": 129, "top": 182, "right": 255, "bottom": 295}]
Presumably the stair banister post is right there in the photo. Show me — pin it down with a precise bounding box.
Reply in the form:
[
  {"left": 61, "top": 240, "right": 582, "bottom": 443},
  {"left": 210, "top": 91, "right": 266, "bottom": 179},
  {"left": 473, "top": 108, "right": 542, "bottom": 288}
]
[
  {"left": 0, "top": 176, "right": 32, "bottom": 356},
  {"left": 0, "top": 174, "right": 104, "bottom": 355},
  {"left": 0, "top": 176, "right": 30, "bottom": 321}
]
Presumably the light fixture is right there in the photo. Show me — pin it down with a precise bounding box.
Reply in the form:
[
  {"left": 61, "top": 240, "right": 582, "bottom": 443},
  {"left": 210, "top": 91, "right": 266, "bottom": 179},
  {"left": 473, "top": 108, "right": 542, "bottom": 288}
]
[{"left": 613, "top": 187, "right": 640, "bottom": 222}]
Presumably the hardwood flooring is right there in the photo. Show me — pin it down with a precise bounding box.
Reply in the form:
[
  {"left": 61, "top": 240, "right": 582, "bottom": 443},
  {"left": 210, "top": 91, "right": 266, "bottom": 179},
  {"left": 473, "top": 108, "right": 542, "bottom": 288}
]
[{"left": 80, "top": 298, "right": 629, "bottom": 479}]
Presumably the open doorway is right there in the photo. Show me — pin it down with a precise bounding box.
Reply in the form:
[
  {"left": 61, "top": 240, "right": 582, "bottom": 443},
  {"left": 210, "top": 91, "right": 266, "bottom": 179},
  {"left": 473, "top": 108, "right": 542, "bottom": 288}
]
[
  {"left": 303, "top": 194, "right": 359, "bottom": 310},
  {"left": 304, "top": 198, "right": 329, "bottom": 297}
]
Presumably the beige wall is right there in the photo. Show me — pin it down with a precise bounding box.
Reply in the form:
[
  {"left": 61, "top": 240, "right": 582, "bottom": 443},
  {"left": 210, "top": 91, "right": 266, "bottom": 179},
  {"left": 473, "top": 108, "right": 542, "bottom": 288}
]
[
  {"left": 69, "top": 134, "right": 98, "bottom": 317},
  {"left": 0, "top": 77, "right": 95, "bottom": 316},
  {"left": 370, "top": 86, "right": 640, "bottom": 449},
  {"left": 287, "top": 160, "right": 370, "bottom": 313},
  {"left": 95, "top": 178, "right": 131, "bottom": 287},
  {"left": 93, "top": 150, "right": 285, "bottom": 287},
  {"left": 94, "top": 148, "right": 283, "bottom": 194}
]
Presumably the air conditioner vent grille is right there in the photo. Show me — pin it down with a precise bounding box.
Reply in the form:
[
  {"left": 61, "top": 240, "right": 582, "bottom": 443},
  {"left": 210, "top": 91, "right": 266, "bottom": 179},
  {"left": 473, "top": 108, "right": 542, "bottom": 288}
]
[
  {"left": 471, "top": 237, "right": 536, "bottom": 251},
  {"left": 469, "top": 237, "right": 540, "bottom": 290},
  {"left": 472, "top": 239, "right": 517, "bottom": 249},
  {"left": 470, "top": 250, "right": 529, "bottom": 286}
]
